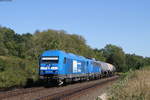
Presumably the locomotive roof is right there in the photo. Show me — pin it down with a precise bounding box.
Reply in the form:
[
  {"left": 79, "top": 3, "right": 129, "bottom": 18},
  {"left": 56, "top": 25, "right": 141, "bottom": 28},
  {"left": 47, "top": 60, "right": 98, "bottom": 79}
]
[{"left": 41, "top": 50, "right": 88, "bottom": 61}]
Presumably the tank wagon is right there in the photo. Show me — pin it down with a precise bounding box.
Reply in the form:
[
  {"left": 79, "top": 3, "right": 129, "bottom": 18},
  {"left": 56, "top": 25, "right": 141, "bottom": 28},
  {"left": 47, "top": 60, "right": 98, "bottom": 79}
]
[
  {"left": 98, "top": 61, "right": 116, "bottom": 76},
  {"left": 39, "top": 50, "right": 115, "bottom": 85}
]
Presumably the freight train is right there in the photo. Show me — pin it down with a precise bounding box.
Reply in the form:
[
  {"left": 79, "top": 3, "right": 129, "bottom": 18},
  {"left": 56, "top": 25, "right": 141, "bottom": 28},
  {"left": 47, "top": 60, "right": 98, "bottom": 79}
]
[{"left": 39, "top": 50, "right": 116, "bottom": 85}]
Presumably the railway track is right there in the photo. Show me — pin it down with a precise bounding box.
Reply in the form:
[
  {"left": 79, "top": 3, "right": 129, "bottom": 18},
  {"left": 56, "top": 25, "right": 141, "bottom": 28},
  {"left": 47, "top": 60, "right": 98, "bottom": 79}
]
[
  {"left": 0, "top": 76, "right": 118, "bottom": 100},
  {"left": 35, "top": 76, "right": 119, "bottom": 100},
  {"left": 0, "top": 87, "right": 46, "bottom": 100}
]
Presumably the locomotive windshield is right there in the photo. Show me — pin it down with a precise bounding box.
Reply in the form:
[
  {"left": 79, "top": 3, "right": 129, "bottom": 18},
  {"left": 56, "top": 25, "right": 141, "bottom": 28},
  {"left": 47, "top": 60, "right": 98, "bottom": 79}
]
[{"left": 41, "top": 56, "right": 59, "bottom": 64}]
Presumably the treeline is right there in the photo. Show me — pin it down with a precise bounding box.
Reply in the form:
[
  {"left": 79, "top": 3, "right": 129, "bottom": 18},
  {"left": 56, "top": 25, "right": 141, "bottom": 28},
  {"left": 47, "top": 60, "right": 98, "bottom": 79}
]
[
  {"left": 0, "top": 26, "right": 150, "bottom": 88},
  {"left": 100, "top": 45, "right": 150, "bottom": 72}
]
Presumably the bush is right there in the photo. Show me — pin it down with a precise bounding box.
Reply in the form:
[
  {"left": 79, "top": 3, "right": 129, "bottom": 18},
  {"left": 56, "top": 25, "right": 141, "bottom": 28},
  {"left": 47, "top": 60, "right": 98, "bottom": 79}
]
[{"left": 0, "top": 56, "right": 38, "bottom": 88}]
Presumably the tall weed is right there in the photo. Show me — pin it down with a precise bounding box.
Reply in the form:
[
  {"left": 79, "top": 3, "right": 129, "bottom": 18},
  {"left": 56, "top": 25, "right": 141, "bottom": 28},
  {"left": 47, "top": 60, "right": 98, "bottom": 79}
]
[{"left": 109, "top": 67, "right": 150, "bottom": 100}]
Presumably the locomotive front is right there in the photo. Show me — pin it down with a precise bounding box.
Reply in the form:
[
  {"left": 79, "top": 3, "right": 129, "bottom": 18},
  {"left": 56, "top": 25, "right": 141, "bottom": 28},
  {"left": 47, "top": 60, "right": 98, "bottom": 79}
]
[
  {"left": 39, "top": 50, "right": 62, "bottom": 81},
  {"left": 39, "top": 56, "right": 59, "bottom": 76}
]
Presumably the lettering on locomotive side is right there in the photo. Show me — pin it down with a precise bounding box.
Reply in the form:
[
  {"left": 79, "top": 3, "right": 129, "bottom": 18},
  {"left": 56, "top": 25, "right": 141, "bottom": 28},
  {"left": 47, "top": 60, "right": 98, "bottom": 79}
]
[{"left": 73, "top": 60, "right": 78, "bottom": 73}]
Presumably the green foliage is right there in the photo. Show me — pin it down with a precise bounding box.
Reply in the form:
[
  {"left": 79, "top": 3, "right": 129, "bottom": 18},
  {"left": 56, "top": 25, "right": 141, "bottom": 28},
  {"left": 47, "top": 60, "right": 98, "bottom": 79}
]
[
  {"left": 101, "top": 44, "right": 127, "bottom": 72},
  {"left": 126, "top": 54, "right": 145, "bottom": 70},
  {"left": 144, "top": 57, "right": 150, "bottom": 66},
  {"left": 0, "top": 58, "right": 5, "bottom": 71},
  {"left": 31, "top": 29, "right": 96, "bottom": 59},
  {"left": 0, "top": 27, "right": 17, "bottom": 56},
  {"left": 0, "top": 56, "right": 37, "bottom": 88},
  {"left": 93, "top": 49, "right": 106, "bottom": 61}
]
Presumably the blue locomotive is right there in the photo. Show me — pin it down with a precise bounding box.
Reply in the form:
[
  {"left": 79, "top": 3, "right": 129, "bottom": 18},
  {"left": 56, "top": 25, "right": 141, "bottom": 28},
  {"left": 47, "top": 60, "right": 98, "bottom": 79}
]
[{"left": 39, "top": 50, "right": 115, "bottom": 85}]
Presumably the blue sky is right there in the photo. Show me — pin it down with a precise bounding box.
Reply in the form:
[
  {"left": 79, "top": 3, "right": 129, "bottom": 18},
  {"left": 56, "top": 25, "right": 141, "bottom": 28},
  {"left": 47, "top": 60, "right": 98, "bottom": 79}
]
[{"left": 0, "top": 0, "right": 150, "bottom": 57}]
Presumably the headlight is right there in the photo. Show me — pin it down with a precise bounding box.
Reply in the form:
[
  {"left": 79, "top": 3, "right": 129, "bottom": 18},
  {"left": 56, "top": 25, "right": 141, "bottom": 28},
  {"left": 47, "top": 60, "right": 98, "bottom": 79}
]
[
  {"left": 51, "top": 67, "right": 58, "bottom": 70},
  {"left": 40, "top": 67, "right": 47, "bottom": 70}
]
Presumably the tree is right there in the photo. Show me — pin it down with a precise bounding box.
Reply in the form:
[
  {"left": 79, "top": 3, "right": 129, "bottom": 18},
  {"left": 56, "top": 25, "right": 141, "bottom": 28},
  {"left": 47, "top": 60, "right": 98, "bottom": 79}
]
[
  {"left": 0, "top": 26, "right": 16, "bottom": 56},
  {"left": 102, "top": 44, "right": 126, "bottom": 72},
  {"left": 93, "top": 49, "right": 106, "bottom": 61},
  {"left": 126, "top": 54, "right": 145, "bottom": 70}
]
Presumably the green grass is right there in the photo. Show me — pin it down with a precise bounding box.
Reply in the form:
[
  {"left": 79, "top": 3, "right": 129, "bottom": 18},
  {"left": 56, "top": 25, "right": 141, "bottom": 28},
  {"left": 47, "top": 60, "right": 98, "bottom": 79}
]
[{"left": 108, "top": 67, "right": 150, "bottom": 100}]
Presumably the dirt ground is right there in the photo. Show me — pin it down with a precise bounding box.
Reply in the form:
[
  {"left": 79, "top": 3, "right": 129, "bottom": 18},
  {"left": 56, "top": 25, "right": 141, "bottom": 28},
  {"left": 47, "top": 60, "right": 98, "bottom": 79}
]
[{"left": 70, "top": 80, "right": 116, "bottom": 100}]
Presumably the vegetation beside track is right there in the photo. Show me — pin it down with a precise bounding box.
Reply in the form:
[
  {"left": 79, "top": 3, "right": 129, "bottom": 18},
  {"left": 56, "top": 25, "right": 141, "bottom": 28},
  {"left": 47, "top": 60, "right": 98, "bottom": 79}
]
[
  {"left": 108, "top": 66, "right": 150, "bottom": 100},
  {"left": 0, "top": 56, "right": 38, "bottom": 88}
]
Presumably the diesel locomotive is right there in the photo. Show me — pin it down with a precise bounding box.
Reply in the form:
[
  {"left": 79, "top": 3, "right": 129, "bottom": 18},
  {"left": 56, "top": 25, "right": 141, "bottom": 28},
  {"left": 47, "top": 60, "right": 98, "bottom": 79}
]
[{"left": 39, "top": 50, "right": 115, "bottom": 85}]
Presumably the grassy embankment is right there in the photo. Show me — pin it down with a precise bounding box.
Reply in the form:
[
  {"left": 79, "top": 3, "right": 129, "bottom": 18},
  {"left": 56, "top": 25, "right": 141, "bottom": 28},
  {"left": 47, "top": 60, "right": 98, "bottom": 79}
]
[{"left": 108, "top": 66, "right": 150, "bottom": 100}]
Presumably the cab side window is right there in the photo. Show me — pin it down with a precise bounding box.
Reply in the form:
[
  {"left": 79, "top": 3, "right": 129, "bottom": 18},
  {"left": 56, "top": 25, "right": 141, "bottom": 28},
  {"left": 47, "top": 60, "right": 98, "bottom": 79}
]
[{"left": 64, "top": 57, "right": 66, "bottom": 64}]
